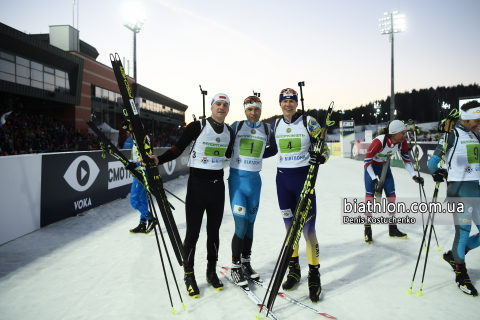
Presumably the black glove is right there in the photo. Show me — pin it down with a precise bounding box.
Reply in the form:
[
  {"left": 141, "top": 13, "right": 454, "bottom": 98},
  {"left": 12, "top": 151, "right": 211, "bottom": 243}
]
[
  {"left": 412, "top": 176, "right": 424, "bottom": 185},
  {"left": 126, "top": 162, "right": 137, "bottom": 171},
  {"left": 372, "top": 178, "right": 379, "bottom": 193},
  {"left": 308, "top": 151, "right": 326, "bottom": 166},
  {"left": 432, "top": 168, "right": 448, "bottom": 183}
]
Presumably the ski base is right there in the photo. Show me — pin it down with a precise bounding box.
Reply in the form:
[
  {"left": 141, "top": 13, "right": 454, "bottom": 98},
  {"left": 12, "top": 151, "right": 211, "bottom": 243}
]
[{"left": 217, "top": 264, "right": 336, "bottom": 319}]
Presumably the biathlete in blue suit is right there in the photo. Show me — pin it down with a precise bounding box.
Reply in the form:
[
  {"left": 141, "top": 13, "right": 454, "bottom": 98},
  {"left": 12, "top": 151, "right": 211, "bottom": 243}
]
[
  {"left": 262, "top": 88, "right": 329, "bottom": 303},
  {"left": 125, "top": 128, "right": 153, "bottom": 234},
  {"left": 427, "top": 100, "right": 480, "bottom": 297},
  {"left": 228, "top": 95, "right": 271, "bottom": 286}
]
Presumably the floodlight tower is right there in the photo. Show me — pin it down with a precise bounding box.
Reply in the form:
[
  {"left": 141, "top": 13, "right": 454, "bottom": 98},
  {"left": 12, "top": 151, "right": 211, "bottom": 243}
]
[
  {"left": 379, "top": 11, "right": 405, "bottom": 121},
  {"left": 374, "top": 101, "right": 381, "bottom": 133},
  {"left": 123, "top": 3, "right": 146, "bottom": 82}
]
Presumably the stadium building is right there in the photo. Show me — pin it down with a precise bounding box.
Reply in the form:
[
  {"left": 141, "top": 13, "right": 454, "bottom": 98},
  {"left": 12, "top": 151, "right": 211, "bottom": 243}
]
[{"left": 0, "top": 22, "right": 187, "bottom": 144}]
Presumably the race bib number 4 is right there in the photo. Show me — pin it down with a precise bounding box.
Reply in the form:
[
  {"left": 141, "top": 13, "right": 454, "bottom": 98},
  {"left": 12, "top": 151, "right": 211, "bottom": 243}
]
[{"left": 279, "top": 138, "right": 301, "bottom": 153}]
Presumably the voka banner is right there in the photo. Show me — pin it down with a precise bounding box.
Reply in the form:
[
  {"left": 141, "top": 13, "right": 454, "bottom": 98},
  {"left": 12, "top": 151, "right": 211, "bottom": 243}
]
[{"left": 40, "top": 148, "right": 190, "bottom": 227}]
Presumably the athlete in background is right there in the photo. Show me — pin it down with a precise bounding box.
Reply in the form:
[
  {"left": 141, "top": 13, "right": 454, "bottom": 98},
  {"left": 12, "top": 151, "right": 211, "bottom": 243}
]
[
  {"left": 363, "top": 120, "right": 423, "bottom": 243},
  {"left": 228, "top": 96, "right": 270, "bottom": 286},
  {"left": 427, "top": 101, "right": 480, "bottom": 296},
  {"left": 263, "top": 88, "right": 329, "bottom": 303},
  {"left": 125, "top": 124, "right": 153, "bottom": 234}
]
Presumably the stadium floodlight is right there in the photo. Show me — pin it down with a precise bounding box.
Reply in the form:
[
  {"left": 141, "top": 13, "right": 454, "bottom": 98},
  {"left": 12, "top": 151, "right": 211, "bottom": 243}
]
[
  {"left": 123, "top": 3, "right": 146, "bottom": 82},
  {"left": 374, "top": 101, "right": 381, "bottom": 133},
  {"left": 379, "top": 11, "right": 405, "bottom": 121}
]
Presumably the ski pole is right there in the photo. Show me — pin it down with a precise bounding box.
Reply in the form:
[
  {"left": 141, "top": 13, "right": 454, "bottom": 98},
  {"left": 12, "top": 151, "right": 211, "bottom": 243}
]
[
  {"left": 408, "top": 110, "right": 459, "bottom": 295},
  {"left": 146, "top": 194, "right": 186, "bottom": 313},
  {"left": 164, "top": 188, "right": 185, "bottom": 204},
  {"left": 406, "top": 121, "right": 440, "bottom": 251}
]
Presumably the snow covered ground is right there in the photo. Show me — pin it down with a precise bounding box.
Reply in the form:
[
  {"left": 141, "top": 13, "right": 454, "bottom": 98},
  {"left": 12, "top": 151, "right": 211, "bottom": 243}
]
[{"left": 0, "top": 156, "right": 478, "bottom": 320}]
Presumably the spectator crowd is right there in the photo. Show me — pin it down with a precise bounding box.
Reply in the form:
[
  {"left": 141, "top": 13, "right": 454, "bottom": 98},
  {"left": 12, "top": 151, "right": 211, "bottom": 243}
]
[{"left": 0, "top": 108, "right": 185, "bottom": 156}]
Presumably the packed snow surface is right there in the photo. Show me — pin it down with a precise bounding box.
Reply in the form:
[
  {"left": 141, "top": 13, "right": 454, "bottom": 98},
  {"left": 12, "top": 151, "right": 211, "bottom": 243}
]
[{"left": 0, "top": 156, "right": 478, "bottom": 320}]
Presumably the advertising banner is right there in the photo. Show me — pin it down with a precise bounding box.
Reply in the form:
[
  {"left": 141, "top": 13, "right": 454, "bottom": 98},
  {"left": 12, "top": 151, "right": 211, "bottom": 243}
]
[
  {"left": 350, "top": 141, "right": 438, "bottom": 175},
  {"left": 331, "top": 142, "right": 341, "bottom": 156},
  {"left": 340, "top": 120, "right": 355, "bottom": 158},
  {"left": 365, "top": 130, "right": 373, "bottom": 143},
  {"left": 40, "top": 148, "right": 190, "bottom": 227}
]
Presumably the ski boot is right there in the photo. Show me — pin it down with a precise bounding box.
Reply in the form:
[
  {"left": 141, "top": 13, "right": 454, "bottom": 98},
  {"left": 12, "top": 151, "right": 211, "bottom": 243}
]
[
  {"left": 241, "top": 255, "right": 259, "bottom": 280},
  {"left": 364, "top": 225, "right": 373, "bottom": 244},
  {"left": 145, "top": 217, "right": 157, "bottom": 235},
  {"left": 129, "top": 222, "right": 146, "bottom": 234},
  {"left": 308, "top": 264, "right": 322, "bottom": 303},
  {"left": 282, "top": 257, "right": 301, "bottom": 290},
  {"left": 231, "top": 260, "right": 248, "bottom": 287},
  {"left": 206, "top": 261, "right": 223, "bottom": 291},
  {"left": 184, "top": 266, "right": 200, "bottom": 298},
  {"left": 389, "top": 224, "right": 407, "bottom": 238},
  {"left": 443, "top": 250, "right": 456, "bottom": 272},
  {"left": 455, "top": 263, "right": 478, "bottom": 296}
]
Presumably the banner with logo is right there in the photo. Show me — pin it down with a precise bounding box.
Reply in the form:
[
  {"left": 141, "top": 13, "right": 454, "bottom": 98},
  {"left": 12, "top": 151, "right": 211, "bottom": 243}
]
[
  {"left": 330, "top": 142, "right": 341, "bottom": 156},
  {"left": 40, "top": 148, "right": 190, "bottom": 227},
  {"left": 340, "top": 120, "right": 355, "bottom": 158},
  {"left": 350, "top": 141, "right": 438, "bottom": 175}
]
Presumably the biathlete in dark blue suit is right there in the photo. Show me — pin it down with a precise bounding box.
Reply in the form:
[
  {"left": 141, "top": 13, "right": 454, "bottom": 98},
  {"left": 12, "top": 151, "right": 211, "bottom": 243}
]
[
  {"left": 228, "top": 95, "right": 271, "bottom": 286},
  {"left": 427, "top": 100, "right": 480, "bottom": 297},
  {"left": 263, "top": 88, "right": 329, "bottom": 303}
]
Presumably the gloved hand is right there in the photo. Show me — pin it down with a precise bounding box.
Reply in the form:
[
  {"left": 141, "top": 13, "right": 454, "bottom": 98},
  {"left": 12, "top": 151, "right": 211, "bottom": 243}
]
[
  {"left": 412, "top": 176, "right": 424, "bottom": 185},
  {"left": 308, "top": 151, "right": 326, "bottom": 166},
  {"left": 432, "top": 168, "right": 448, "bottom": 183},
  {"left": 125, "top": 162, "right": 137, "bottom": 171},
  {"left": 372, "top": 178, "right": 379, "bottom": 193}
]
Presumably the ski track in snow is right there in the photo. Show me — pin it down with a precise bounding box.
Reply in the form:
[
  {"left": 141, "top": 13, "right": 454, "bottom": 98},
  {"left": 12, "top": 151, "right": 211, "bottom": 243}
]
[{"left": 0, "top": 156, "right": 478, "bottom": 320}]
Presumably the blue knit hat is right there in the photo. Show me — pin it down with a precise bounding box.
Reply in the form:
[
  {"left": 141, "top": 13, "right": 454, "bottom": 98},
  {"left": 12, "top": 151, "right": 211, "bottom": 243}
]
[{"left": 279, "top": 88, "right": 298, "bottom": 104}]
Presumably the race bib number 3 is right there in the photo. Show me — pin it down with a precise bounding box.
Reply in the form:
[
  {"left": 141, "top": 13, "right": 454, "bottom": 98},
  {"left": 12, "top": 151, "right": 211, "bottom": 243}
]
[
  {"left": 239, "top": 138, "right": 264, "bottom": 158},
  {"left": 205, "top": 147, "right": 226, "bottom": 157},
  {"left": 279, "top": 138, "right": 301, "bottom": 153},
  {"left": 466, "top": 144, "right": 480, "bottom": 164}
]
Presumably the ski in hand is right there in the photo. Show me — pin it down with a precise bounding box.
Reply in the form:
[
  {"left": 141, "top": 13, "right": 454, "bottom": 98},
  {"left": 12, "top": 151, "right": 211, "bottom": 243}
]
[
  {"left": 109, "top": 53, "right": 184, "bottom": 266},
  {"left": 263, "top": 101, "right": 335, "bottom": 313},
  {"left": 218, "top": 264, "right": 336, "bottom": 319},
  {"left": 216, "top": 265, "right": 280, "bottom": 320},
  {"left": 85, "top": 119, "right": 145, "bottom": 182}
]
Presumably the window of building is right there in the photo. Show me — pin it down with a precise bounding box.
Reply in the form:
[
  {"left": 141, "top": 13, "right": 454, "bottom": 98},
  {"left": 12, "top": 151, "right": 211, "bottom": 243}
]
[
  {"left": 0, "top": 59, "right": 15, "bottom": 74},
  {"left": 31, "top": 69, "right": 43, "bottom": 82},
  {"left": 16, "top": 56, "right": 29, "bottom": 67},
  {"left": 0, "top": 51, "right": 70, "bottom": 93},
  {"left": 0, "top": 51, "right": 14, "bottom": 62},
  {"left": 0, "top": 72, "right": 15, "bottom": 82},
  {"left": 31, "top": 61, "right": 43, "bottom": 71}
]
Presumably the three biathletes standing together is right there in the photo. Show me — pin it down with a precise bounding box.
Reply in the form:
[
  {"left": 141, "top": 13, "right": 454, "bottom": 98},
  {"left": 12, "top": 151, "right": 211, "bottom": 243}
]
[{"left": 139, "top": 92, "right": 479, "bottom": 302}]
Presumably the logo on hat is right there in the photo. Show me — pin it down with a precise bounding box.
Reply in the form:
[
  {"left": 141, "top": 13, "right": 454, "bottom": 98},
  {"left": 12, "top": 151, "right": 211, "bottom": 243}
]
[
  {"left": 251, "top": 129, "right": 256, "bottom": 134},
  {"left": 216, "top": 137, "right": 220, "bottom": 143},
  {"left": 219, "top": 96, "right": 226, "bottom": 99},
  {"left": 286, "top": 128, "right": 292, "bottom": 133}
]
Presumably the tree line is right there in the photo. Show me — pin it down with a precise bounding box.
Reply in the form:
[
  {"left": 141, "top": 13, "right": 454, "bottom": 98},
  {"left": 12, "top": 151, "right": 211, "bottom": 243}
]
[{"left": 261, "top": 83, "right": 480, "bottom": 128}]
